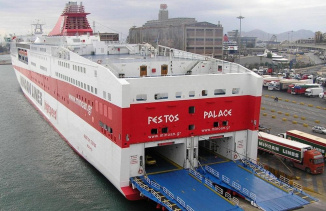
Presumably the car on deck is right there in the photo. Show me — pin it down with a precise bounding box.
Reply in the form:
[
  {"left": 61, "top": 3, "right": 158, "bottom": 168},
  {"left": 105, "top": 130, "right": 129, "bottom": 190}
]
[{"left": 145, "top": 155, "right": 156, "bottom": 165}]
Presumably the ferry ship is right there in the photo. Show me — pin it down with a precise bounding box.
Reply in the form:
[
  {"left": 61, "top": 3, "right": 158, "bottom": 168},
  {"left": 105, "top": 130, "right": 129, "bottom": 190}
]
[{"left": 11, "top": 2, "right": 317, "bottom": 210}]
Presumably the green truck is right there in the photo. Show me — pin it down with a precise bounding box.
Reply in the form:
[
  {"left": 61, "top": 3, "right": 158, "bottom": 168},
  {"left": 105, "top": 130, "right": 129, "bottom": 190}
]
[{"left": 258, "top": 132, "right": 324, "bottom": 174}]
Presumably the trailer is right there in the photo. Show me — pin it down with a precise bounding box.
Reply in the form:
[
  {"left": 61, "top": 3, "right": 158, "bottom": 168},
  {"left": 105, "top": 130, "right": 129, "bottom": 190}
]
[
  {"left": 279, "top": 130, "right": 326, "bottom": 161},
  {"left": 263, "top": 76, "right": 281, "bottom": 87},
  {"left": 258, "top": 132, "right": 324, "bottom": 174},
  {"left": 268, "top": 79, "right": 301, "bottom": 91}
]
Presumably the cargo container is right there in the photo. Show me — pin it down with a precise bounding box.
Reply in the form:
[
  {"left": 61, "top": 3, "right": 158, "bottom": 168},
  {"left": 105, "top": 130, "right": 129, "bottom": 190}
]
[{"left": 258, "top": 132, "right": 324, "bottom": 174}]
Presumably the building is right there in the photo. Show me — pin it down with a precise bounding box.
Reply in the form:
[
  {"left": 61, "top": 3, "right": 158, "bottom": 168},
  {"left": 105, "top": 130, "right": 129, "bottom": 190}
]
[
  {"left": 295, "top": 38, "right": 315, "bottom": 44},
  {"left": 128, "top": 4, "right": 223, "bottom": 59},
  {"left": 240, "top": 37, "right": 257, "bottom": 48},
  {"left": 99, "top": 33, "right": 119, "bottom": 42}
]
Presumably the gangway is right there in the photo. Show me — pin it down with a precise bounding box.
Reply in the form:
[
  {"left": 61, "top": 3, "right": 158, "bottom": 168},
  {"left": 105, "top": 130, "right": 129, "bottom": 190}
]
[
  {"left": 200, "top": 160, "right": 311, "bottom": 211},
  {"left": 131, "top": 169, "right": 243, "bottom": 211}
]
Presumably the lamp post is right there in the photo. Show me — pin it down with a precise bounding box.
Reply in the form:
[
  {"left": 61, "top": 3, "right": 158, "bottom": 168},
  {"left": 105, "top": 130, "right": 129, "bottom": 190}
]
[{"left": 237, "top": 15, "right": 244, "bottom": 64}]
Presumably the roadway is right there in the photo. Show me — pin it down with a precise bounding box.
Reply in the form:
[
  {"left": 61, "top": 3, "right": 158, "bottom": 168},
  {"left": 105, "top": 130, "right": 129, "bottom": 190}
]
[{"left": 259, "top": 88, "right": 326, "bottom": 210}]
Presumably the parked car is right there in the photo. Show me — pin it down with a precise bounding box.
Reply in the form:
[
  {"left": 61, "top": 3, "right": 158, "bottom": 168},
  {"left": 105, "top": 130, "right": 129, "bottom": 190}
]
[
  {"left": 145, "top": 155, "right": 156, "bottom": 165},
  {"left": 312, "top": 126, "right": 326, "bottom": 134}
]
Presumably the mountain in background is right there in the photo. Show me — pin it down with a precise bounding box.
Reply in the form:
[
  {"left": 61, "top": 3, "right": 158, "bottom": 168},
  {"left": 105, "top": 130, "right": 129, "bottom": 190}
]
[{"left": 242, "top": 29, "right": 314, "bottom": 42}]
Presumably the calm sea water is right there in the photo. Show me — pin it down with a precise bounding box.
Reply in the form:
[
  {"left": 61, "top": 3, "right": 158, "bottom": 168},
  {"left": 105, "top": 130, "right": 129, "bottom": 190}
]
[{"left": 0, "top": 62, "right": 156, "bottom": 211}]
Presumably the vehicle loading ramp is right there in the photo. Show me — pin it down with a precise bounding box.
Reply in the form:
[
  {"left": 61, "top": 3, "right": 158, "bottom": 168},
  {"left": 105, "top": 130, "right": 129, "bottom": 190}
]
[
  {"left": 202, "top": 160, "right": 310, "bottom": 211},
  {"left": 131, "top": 169, "right": 242, "bottom": 211}
]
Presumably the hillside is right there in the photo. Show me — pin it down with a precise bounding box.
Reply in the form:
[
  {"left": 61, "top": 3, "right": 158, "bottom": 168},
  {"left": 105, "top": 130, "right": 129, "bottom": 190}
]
[{"left": 242, "top": 29, "right": 314, "bottom": 42}]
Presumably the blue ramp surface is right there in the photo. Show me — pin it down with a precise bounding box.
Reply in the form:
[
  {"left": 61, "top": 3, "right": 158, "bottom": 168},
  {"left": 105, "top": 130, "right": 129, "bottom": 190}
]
[
  {"left": 148, "top": 169, "right": 242, "bottom": 211},
  {"left": 208, "top": 161, "right": 308, "bottom": 211}
]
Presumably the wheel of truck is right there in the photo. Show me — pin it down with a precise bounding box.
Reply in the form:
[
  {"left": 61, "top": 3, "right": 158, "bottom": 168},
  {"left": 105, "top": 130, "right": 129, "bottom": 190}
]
[{"left": 305, "top": 167, "right": 311, "bottom": 174}]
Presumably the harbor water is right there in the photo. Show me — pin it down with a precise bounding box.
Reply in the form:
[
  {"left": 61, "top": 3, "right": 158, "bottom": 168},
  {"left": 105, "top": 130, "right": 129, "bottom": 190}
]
[{"left": 0, "top": 62, "right": 156, "bottom": 210}]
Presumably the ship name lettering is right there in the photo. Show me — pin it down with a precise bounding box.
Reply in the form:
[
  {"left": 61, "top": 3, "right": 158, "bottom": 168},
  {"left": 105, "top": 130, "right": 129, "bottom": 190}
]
[
  {"left": 84, "top": 134, "right": 96, "bottom": 148},
  {"left": 69, "top": 94, "right": 92, "bottom": 115},
  {"left": 148, "top": 114, "right": 179, "bottom": 125},
  {"left": 204, "top": 109, "right": 232, "bottom": 119}
]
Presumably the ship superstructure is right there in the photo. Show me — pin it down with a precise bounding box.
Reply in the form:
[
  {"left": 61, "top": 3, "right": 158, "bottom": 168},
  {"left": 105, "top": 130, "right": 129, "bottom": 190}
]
[{"left": 10, "top": 2, "right": 317, "bottom": 211}]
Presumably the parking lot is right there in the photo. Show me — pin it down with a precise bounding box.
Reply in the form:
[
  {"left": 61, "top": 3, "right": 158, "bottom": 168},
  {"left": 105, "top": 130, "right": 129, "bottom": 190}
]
[{"left": 258, "top": 88, "right": 326, "bottom": 210}]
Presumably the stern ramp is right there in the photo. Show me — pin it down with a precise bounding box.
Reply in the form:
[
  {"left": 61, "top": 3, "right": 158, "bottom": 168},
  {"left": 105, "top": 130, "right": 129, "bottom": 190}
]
[
  {"left": 131, "top": 169, "right": 242, "bottom": 211},
  {"left": 201, "top": 160, "right": 313, "bottom": 211}
]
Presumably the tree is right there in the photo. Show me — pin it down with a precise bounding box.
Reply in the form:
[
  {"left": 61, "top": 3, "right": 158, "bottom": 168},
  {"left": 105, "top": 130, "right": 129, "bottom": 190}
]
[{"left": 267, "top": 52, "right": 272, "bottom": 58}]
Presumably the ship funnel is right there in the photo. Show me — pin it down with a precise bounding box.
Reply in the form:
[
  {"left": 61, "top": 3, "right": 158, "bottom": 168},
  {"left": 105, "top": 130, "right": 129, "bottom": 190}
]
[{"left": 49, "top": 1, "right": 93, "bottom": 36}]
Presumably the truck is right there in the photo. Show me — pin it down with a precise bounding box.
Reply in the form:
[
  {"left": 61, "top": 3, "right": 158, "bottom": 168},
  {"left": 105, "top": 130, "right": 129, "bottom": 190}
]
[
  {"left": 305, "top": 87, "right": 324, "bottom": 97},
  {"left": 258, "top": 132, "right": 324, "bottom": 174},
  {"left": 290, "top": 84, "right": 321, "bottom": 95},
  {"left": 263, "top": 76, "right": 280, "bottom": 87},
  {"left": 268, "top": 79, "right": 302, "bottom": 91},
  {"left": 278, "top": 130, "right": 326, "bottom": 161}
]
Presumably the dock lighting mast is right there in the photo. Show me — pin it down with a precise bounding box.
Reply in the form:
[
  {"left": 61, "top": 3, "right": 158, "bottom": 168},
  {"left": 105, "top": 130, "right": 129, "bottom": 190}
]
[{"left": 237, "top": 15, "right": 244, "bottom": 64}]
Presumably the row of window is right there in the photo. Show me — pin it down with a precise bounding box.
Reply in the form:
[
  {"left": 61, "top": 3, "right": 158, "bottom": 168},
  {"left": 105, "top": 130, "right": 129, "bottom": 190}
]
[
  {"left": 55, "top": 72, "right": 97, "bottom": 94},
  {"left": 57, "top": 61, "right": 87, "bottom": 74},
  {"left": 150, "top": 121, "right": 228, "bottom": 135},
  {"left": 136, "top": 88, "right": 239, "bottom": 101},
  {"left": 73, "top": 64, "right": 86, "bottom": 73},
  {"left": 18, "top": 55, "right": 28, "bottom": 64},
  {"left": 99, "top": 121, "right": 113, "bottom": 133},
  {"left": 59, "top": 60, "right": 70, "bottom": 69}
]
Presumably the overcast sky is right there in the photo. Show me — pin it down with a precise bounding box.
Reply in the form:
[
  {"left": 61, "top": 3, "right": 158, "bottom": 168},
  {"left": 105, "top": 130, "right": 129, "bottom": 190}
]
[{"left": 0, "top": 0, "right": 325, "bottom": 41}]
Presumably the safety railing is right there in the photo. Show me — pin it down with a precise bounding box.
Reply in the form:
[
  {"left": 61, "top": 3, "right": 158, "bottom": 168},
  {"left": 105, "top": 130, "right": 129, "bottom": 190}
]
[
  {"left": 205, "top": 165, "right": 220, "bottom": 179},
  {"left": 204, "top": 164, "right": 257, "bottom": 202},
  {"left": 203, "top": 175, "right": 239, "bottom": 206},
  {"left": 143, "top": 175, "right": 194, "bottom": 211},
  {"left": 242, "top": 159, "right": 304, "bottom": 194}
]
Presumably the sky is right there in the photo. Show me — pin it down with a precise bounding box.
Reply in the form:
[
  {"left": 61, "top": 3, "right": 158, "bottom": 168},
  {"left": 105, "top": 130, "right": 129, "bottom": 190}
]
[{"left": 0, "top": 0, "right": 326, "bottom": 41}]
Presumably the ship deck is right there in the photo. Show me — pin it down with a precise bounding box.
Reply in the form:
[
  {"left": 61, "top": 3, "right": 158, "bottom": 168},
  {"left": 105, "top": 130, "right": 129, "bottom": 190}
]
[{"left": 82, "top": 54, "right": 194, "bottom": 65}]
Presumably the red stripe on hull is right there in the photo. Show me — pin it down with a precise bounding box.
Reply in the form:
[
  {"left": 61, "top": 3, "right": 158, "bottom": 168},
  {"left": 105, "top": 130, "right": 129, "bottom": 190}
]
[
  {"left": 14, "top": 65, "right": 262, "bottom": 149},
  {"left": 20, "top": 75, "right": 133, "bottom": 200}
]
